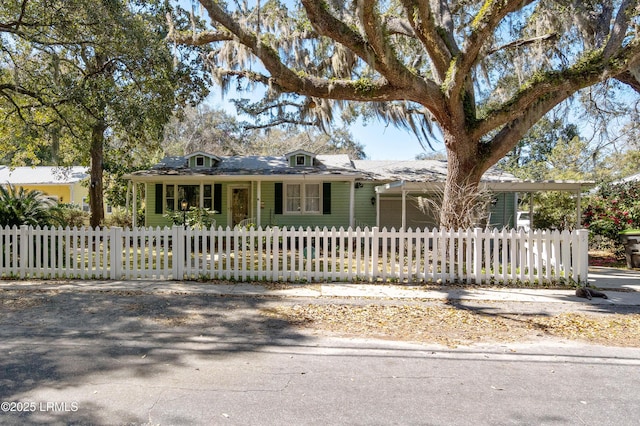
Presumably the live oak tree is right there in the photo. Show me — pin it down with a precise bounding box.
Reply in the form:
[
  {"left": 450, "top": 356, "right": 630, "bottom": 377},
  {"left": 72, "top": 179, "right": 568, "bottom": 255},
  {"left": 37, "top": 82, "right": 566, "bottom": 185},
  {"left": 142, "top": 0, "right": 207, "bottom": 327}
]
[
  {"left": 1, "top": 0, "right": 205, "bottom": 227},
  {"left": 170, "top": 0, "right": 640, "bottom": 228}
]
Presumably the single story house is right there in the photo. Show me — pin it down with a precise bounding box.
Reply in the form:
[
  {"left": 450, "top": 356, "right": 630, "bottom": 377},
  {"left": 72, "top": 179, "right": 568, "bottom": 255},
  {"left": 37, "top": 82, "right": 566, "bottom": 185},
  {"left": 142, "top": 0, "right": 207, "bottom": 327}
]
[
  {"left": 126, "top": 150, "right": 593, "bottom": 229},
  {"left": 0, "top": 166, "right": 89, "bottom": 207}
]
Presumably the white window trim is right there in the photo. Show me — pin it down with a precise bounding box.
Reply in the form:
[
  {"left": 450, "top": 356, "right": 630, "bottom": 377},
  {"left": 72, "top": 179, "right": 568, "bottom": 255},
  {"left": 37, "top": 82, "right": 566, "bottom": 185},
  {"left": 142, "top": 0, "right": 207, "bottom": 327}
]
[
  {"left": 164, "top": 183, "right": 217, "bottom": 213},
  {"left": 284, "top": 182, "right": 322, "bottom": 215},
  {"left": 195, "top": 156, "right": 205, "bottom": 167}
]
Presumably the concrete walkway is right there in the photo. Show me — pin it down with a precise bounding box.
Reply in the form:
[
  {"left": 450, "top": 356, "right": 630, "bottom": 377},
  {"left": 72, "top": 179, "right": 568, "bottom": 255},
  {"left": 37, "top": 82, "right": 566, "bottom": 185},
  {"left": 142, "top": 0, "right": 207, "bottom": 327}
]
[{"left": 2, "top": 266, "right": 639, "bottom": 307}]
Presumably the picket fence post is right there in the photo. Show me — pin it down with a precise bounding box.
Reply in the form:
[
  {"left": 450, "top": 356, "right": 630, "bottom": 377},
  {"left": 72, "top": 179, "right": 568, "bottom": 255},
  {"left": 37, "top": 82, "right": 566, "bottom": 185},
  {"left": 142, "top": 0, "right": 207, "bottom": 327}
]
[
  {"left": 575, "top": 229, "right": 589, "bottom": 284},
  {"left": 19, "top": 225, "right": 30, "bottom": 279},
  {"left": 110, "top": 227, "right": 123, "bottom": 280},
  {"left": 172, "top": 225, "right": 182, "bottom": 280}
]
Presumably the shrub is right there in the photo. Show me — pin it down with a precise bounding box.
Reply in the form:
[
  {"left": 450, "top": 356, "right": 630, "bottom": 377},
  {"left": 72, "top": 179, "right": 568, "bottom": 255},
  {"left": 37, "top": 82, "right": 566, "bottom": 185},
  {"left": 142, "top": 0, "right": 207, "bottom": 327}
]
[
  {"left": 0, "top": 184, "right": 62, "bottom": 228},
  {"left": 55, "top": 203, "right": 89, "bottom": 228},
  {"left": 583, "top": 181, "right": 640, "bottom": 254},
  {"left": 164, "top": 207, "right": 216, "bottom": 229},
  {"left": 103, "top": 209, "right": 133, "bottom": 228},
  {"left": 533, "top": 191, "right": 579, "bottom": 231}
]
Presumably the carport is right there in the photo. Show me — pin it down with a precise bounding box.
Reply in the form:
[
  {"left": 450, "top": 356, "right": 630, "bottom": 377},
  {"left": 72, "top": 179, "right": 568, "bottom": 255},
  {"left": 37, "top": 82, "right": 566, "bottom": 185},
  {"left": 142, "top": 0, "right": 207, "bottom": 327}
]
[{"left": 373, "top": 179, "right": 595, "bottom": 230}]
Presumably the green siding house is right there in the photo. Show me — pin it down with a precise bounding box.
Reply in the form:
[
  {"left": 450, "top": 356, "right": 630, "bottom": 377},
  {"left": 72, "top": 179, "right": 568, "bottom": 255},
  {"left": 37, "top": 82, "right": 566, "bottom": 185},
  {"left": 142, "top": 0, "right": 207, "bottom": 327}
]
[
  {"left": 127, "top": 150, "right": 585, "bottom": 230},
  {"left": 128, "top": 150, "right": 361, "bottom": 229}
]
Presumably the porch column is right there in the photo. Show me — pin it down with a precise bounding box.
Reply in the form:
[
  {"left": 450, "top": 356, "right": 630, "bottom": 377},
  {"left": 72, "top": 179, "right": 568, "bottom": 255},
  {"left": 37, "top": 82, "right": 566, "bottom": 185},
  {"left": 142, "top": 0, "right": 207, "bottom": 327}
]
[
  {"left": 125, "top": 180, "right": 130, "bottom": 211},
  {"left": 132, "top": 182, "right": 137, "bottom": 227},
  {"left": 529, "top": 192, "right": 534, "bottom": 230},
  {"left": 257, "top": 181, "right": 262, "bottom": 227},
  {"left": 349, "top": 181, "right": 355, "bottom": 228}
]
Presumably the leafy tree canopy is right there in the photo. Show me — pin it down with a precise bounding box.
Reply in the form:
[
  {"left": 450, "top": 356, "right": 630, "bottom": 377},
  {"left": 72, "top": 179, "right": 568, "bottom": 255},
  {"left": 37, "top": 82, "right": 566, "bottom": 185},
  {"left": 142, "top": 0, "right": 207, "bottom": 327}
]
[{"left": 1, "top": 0, "right": 208, "bottom": 226}]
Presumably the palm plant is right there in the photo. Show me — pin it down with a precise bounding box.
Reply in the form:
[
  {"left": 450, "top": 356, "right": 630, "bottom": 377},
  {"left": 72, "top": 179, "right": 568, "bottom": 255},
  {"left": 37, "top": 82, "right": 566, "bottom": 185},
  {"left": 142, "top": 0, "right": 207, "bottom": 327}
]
[{"left": 0, "top": 184, "right": 62, "bottom": 228}]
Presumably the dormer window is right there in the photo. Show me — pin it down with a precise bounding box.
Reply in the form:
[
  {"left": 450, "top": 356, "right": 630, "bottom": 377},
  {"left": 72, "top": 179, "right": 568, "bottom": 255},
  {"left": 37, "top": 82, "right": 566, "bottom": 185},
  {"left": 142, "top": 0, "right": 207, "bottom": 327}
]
[
  {"left": 286, "top": 149, "right": 316, "bottom": 167},
  {"left": 185, "top": 152, "right": 220, "bottom": 169}
]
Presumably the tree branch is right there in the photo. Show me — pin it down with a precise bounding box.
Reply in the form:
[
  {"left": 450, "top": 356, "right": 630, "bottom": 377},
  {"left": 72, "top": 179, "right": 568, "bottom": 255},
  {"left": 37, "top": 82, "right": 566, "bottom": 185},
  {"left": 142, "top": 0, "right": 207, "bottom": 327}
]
[
  {"left": 615, "top": 69, "right": 640, "bottom": 94},
  {"left": 0, "top": 0, "right": 29, "bottom": 33},
  {"left": 475, "top": 40, "right": 640, "bottom": 143},
  {"left": 166, "top": 12, "right": 233, "bottom": 46},
  {"left": 356, "top": 1, "right": 419, "bottom": 88},
  {"left": 193, "top": 0, "right": 443, "bottom": 108},
  {"left": 449, "top": 0, "right": 535, "bottom": 98},
  {"left": 603, "top": 0, "right": 637, "bottom": 59},
  {"left": 486, "top": 33, "right": 557, "bottom": 55},
  {"left": 243, "top": 118, "right": 317, "bottom": 130},
  {"left": 300, "top": 1, "right": 380, "bottom": 74},
  {"left": 382, "top": 16, "right": 414, "bottom": 37},
  {"left": 479, "top": 41, "right": 640, "bottom": 169},
  {"left": 398, "top": 0, "right": 453, "bottom": 82}
]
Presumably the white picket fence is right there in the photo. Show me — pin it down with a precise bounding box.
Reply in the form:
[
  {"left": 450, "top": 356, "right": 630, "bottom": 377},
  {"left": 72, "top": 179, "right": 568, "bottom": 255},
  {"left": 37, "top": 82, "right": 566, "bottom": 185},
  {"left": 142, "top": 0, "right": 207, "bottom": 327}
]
[{"left": 0, "top": 225, "right": 589, "bottom": 284}]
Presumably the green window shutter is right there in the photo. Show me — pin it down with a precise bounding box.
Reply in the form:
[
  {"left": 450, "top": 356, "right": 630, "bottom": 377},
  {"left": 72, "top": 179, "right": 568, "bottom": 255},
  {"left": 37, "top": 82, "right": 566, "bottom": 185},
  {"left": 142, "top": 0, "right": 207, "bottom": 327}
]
[
  {"left": 213, "top": 184, "right": 222, "bottom": 214},
  {"left": 323, "top": 182, "right": 331, "bottom": 214},
  {"left": 274, "top": 182, "right": 283, "bottom": 214},
  {"left": 155, "top": 184, "right": 163, "bottom": 214}
]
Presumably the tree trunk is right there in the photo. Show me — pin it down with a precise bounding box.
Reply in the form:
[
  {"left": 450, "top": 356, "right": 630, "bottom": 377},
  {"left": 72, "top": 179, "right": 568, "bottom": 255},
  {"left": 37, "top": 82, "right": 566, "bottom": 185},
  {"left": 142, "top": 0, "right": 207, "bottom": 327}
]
[
  {"left": 89, "top": 120, "right": 106, "bottom": 228},
  {"left": 439, "top": 137, "right": 486, "bottom": 230}
]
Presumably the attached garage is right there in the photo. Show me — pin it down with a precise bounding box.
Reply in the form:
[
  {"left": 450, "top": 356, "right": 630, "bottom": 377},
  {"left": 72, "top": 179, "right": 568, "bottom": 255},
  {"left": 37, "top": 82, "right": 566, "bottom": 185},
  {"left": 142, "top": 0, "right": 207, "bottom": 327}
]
[{"left": 379, "top": 197, "right": 438, "bottom": 230}]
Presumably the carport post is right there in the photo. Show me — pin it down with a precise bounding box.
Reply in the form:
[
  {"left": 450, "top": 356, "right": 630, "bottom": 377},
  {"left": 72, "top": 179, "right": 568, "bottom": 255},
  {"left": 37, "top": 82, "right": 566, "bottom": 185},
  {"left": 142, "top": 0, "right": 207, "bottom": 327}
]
[
  {"left": 529, "top": 192, "right": 533, "bottom": 229},
  {"left": 375, "top": 191, "right": 380, "bottom": 228},
  {"left": 401, "top": 190, "right": 407, "bottom": 230}
]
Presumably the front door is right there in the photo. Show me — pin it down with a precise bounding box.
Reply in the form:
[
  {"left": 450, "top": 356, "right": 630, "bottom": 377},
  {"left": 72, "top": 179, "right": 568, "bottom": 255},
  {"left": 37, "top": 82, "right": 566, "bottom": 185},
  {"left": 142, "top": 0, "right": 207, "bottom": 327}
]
[{"left": 231, "top": 187, "right": 250, "bottom": 226}]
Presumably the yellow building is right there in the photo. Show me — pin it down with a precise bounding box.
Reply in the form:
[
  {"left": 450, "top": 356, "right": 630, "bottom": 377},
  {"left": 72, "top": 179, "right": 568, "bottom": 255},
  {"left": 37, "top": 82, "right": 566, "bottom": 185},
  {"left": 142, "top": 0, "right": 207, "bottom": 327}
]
[{"left": 0, "top": 166, "right": 89, "bottom": 209}]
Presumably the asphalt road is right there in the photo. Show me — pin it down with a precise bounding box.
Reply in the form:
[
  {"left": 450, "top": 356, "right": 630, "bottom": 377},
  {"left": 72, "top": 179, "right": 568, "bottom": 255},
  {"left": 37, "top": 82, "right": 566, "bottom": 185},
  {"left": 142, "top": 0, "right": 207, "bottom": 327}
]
[{"left": 1, "top": 289, "right": 640, "bottom": 425}]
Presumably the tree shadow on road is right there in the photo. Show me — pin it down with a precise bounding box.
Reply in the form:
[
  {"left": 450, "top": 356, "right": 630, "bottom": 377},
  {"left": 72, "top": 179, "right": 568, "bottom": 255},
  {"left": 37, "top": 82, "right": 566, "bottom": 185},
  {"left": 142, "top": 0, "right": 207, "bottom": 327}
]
[{"left": 0, "top": 287, "right": 309, "bottom": 424}]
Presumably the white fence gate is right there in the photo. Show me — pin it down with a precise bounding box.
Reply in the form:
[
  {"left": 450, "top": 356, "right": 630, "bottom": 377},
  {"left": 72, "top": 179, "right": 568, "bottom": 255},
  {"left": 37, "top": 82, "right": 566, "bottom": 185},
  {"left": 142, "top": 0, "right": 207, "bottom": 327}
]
[{"left": 0, "top": 225, "right": 589, "bottom": 284}]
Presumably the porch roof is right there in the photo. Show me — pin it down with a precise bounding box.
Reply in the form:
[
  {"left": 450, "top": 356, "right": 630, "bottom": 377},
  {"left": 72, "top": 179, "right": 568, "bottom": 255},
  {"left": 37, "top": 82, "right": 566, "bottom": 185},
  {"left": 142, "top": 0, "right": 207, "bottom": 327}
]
[
  {"left": 375, "top": 179, "right": 596, "bottom": 194},
  {"left": 353, "top": 159, "right": 520, "bottom": 184}
]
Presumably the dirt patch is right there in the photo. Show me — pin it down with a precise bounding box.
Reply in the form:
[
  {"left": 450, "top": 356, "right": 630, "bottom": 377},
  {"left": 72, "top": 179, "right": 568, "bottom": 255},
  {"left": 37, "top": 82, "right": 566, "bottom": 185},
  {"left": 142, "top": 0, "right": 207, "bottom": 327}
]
[
  {"left": 262, "top": 303, "right": 640, "bottom": 348},
  {"left": 0, "top": 291, "right": 54, "bottom": 310},
  {"left": 590, "top": 249, "right": 627, "bottom": 268}
]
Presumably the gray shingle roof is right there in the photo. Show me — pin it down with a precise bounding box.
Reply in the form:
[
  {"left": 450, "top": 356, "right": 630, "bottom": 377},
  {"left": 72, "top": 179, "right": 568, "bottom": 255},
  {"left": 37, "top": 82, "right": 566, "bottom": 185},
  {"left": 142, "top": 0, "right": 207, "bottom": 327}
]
[
  {"left": 138, "top": 154, "right": 358, "bottom": 178},
  {"left": 133, "top": 154, "right": 517, "bottom": 182}
]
